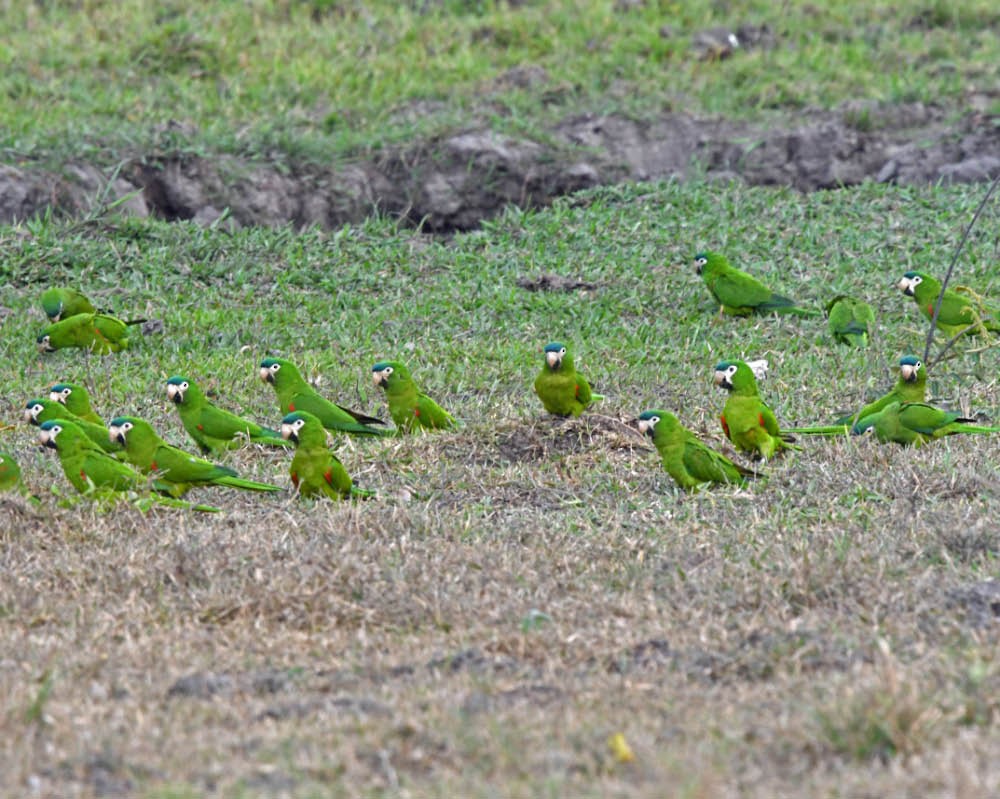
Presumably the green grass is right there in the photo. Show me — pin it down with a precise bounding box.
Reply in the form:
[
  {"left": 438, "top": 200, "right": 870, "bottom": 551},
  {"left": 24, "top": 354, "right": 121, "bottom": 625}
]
[
  {"left": 3, "top": 0, "right": 999, "bottom": 165},
  {"left": 0, "top": 179, "right": 998, "bottom": 796}
]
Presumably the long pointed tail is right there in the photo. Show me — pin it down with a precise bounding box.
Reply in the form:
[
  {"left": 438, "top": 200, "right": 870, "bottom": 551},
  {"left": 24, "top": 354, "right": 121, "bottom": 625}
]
[
  {"left": 936, "top": 423, "right": 1000, "bottom": 437},
  {"left": 784, "top": 424, "right": 853, "bottom": 436},
  {"left": 218, "top": 476, "right": 284, "bottom": 492}
]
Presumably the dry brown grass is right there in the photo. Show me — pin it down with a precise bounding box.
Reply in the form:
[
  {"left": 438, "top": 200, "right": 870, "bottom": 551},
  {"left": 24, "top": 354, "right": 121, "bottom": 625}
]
[{"left": 1, "top": 412, "right": 998, "bottom": 798}]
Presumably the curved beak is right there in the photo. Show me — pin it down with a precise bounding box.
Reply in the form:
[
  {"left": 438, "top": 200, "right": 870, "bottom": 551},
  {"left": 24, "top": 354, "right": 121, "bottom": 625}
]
[
  {"left": 23, "top": 407, "right": 37, "bottom": 424},
  {"left": 280, "top": 422, "right": 297, "bottom": 443},
  {"left": 898, "top": 276, "right": 915, "bottom": 296},
  {"left": 714, "top": 369, "right": 730, "bottom": 389},
  {"left": 49, "top": 391, "right": 65, "bottom": 404},
  {"left": 38, "top": 429, "right": 56, "bottom": 448},
  {"left": 546, "top": 351, "right": 561, "bottom": 369},
  {"left": 260, "top": 367, "right": 273, "bottom": 383},
  {"left": 372, "top": 370, "right": 387, "bottom": 387},
  {"left": 166, "top": 383, "right": 184, "bottom": 403},
  {"left": 37, "top": 336, "right": 54, "bottom": 353},
  {"left": 637, "top": 419, "right": 654, "bottom": 437},
  {"left": 107, "top": 424, "right": 126, "bottom": 446}
]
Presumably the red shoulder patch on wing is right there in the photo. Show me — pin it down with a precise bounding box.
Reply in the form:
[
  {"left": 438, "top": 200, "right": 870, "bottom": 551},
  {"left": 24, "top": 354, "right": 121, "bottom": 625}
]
[
  {"left": 758, "top": 413, "right": 766, "bottom": 428},
  {"left": 323, "top": 469, "right": 333, "bottom": 486},
  {"left": 413, "top": 407, "right": 420, "bottom": 417},
  {"left": 196, "top": 424, "right": 204, "bottom": 431},
  {"left": 288, "top": 402, "right": 295, "bottom": 412},
  {"left": 720, "top": 414, "right": 730, "bottom": 439},
  {"left": 575, "top": 383, "right": 581, "bottom": 399},
  {"left": 150, "top": 460, "right": 158, "bottom": 472},
  {"left": 80, "top": 469, "right": 87, "bottom": 481},
  {"left": 291, "top": 472, "right": 299, "bottom": 488},
  {"left": 927, "top": 303, "right": 934, "bottom": 317}
]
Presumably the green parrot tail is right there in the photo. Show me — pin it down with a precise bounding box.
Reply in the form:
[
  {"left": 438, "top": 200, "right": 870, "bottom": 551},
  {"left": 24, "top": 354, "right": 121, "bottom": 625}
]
[
  {"left": 590, "top": 392, "right": 605, "bottom": 401},
  {"left": 190, "top": 502, "right": 223, "bottom": 512},
  {"left": 784, "top": 424, "right": 853, "bottom": 436},
  {"left": 770, "top": 304, "right": 821, "bottom": 318},
  {"left": 338, "top": 406, "right": 388, "bottom": 426},
  {"left": 941, "top": 424, "right": 1000, "bottom": 436},
  {"left": 217, "top": 476, "right": 284, "bottom": 492},
  {"left": 756, "top": 293, "right": 820, "bottom": 317},
  {"left": 130, "top": 493, "right": 222, "bottom": 512},
  {"left": 123, "top": 318, "right": 148, "bottom": 326},
  {"left": 340, "top": 422, "right": 396, "bottom": 436},
  {"left": 350, "top": 486, "right": 377, "bottom": 500}
]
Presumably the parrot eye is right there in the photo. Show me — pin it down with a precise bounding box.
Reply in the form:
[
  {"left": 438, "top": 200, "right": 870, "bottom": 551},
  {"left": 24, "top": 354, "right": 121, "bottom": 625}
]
[
  {"left": 911, "top": 276, "right": 922, "bottom": 286},
  {"left": 695, "top": 256, "right": 707, "bottom": 267},
  {"left": 384, "top": 367, "right": 393, "bottom": 375},
  {"left": 31, "top": 404, "right": 42, "bottom": 416},
  {"left": 650, "top": 415, "right": 660, "bottom": 425},
  {"left": 727, "top": 365, "right": 738, "bottom": 377},
  {"left": 51, "top": 424, "right": 62, "bottom": 436},
  {"left": 60, "top": 388, "right": 71, "bottom": 398},
  {"left": 122, "top": 422, "right": 133, "bottom": 432},
  {"left": 559, "top": 347, "right": 567, "bottom": 356},
  {"left": 182, "top": 381, "right": 189, "bottom": 390}
]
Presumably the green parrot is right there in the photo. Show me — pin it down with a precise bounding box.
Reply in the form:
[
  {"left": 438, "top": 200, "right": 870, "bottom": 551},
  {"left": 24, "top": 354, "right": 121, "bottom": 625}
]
[
  {"left": 259, "top": 357, "right": 388, "bottom": 436},
  {"left": 36, "top": 313, "right": 132, "bottom": 354},
  {"left": 714, "top": 359, "right": 798, "bottom": 459},
  {"left": 787, "top": 355, "right": 928, "bottom": 435},
  {"left": 38, "top": 419, "right": 218, "bottom": 511},
  {"left": 371, "top": 360, "right": 457, "bottom": 433},
  {"left": 24, "top": 397, "right": 121, "bottom": 454},
  {"left": 637, "top": 409, "right": 761, "bottom": 491},
  {"left": 533, "top": 341, "right": 603, "bottom": 417},
  {"left": 694, "top": 251, "right": 818, "bottom": 317},
  {"left": 166, "top": 375, "right": 290, "bottom": 453},
  {"left": 40, "top": 287, "right": 96, "bottom": 322},
  {"left": 898, "top": 271, "right": 999, "bottom": 337},
  {"left": 49, "top": 382, "right": 103, "bottom": 424},
  {"left": 853, "top": 401, "right": 1000, "bottom": 446},
  {"left": 825, "top": 295, "right": 875, "bottom": 347},
  {"left": 108, "top": 415, "right": 283, "bottom": 497},
  {"left": 0, "top": 450, "right": 23, "bottom": 492},
  {"left": 280, "top": 411, "right": 374, "bottom": 499}
]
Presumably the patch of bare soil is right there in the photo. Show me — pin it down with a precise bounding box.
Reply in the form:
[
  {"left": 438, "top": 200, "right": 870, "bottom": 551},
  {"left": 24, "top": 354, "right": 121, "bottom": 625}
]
[{"left": 3, "top": 103, "right": 999, "bottom": 232}]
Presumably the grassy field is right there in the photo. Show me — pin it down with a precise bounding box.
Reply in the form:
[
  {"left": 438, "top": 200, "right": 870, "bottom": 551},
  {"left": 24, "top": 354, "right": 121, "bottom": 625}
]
[
  {"left": 2, "top": 0, "right": 999, "bottom": 795},
  {"left": 1, "top": 179, "right": 998, "bottom": 796},
  {"left": 2, "top": 0, "right": 999, "bottom": 164}
]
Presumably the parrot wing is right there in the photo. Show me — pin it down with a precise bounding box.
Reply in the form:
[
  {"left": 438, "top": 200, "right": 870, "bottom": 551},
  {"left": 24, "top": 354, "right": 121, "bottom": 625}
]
[
  {"left": 574, "top": 374, "right": 593, "bottom": 408},
  {"left": 710, "top": 269, "right": 776, "bottom": 309},
  {"left": 150, "top": 443, "right": 238, "bottom": 483},
  {"left": 416, "top": 394, "right": 457, "bottom": 429},
  {"left": 682, "top": 438, "right": 753, "bottom": 485}
]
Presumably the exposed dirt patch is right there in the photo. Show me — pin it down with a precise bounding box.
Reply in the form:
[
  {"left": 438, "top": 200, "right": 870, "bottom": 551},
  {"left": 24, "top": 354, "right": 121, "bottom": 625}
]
[
  {"left": 3, "top": 103, "right": 999, "bottom": 232},
  {"left": 516, "top": 274, "right": 599, "bottom": 293},
  {"left": 495, "top": 415, "right": 645, "bottom": 464}
]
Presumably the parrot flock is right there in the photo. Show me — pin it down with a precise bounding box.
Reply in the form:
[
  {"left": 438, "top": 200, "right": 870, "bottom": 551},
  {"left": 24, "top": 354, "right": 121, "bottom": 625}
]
[{"left": 3, "top": 251, "right": 998, "bottom": 503}]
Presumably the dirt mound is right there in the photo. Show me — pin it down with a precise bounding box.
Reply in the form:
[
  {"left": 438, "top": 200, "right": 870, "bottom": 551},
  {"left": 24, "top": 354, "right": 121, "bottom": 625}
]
[{"left": 3, "top": 103, "right": 999, "bottom": 232}]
